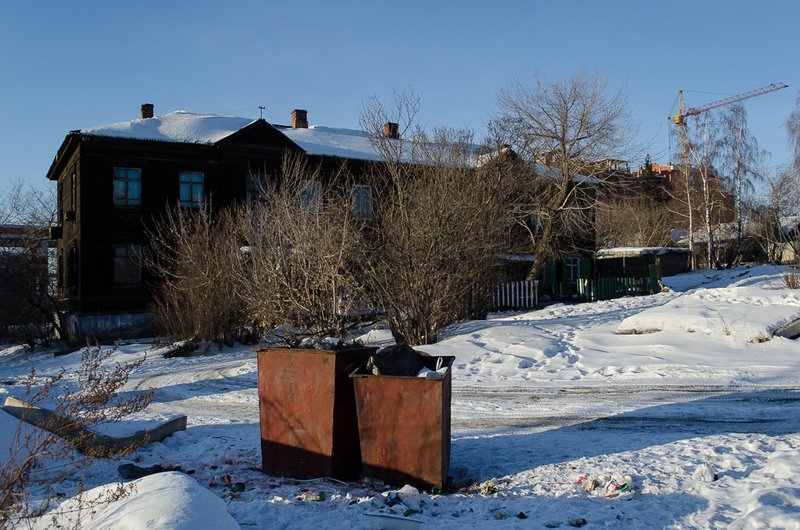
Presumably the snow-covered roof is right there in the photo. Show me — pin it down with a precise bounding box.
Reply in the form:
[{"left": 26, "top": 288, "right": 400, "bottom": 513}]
[
  {"left": 80, "top": 111, "right": 256, "bottom": 145},
  {"left": 532, "top": 162, "right": 596, "bottom": 184},
  {"left": 75, "top": 111, "right": 605, "bottom": 176},
  {"left": 278, "top": 125, "right": 385, "bottom": 162},
  {"left": 79, "top": 110, "right": 496, "bottom": 165},
  {"left": 78, "top": 111, "right": 413, "bottom": 162}
]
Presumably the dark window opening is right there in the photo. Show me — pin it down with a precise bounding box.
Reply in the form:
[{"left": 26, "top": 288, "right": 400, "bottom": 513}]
[
  {"left": 67, "top": 243, "right": 78, "bottom": 291},
  {"left": 113, "top": 244, "right": 142, "bottom": 285},
  {"left": 352, "top": 184, "right": 373, "bottom": 219},
  {"left": 113, "top": 167, "right": 142, "bottom": 206},
  {"left": 179, "top": 171, "right": 204, "bottom": 208},
  {"left": 300, "top": 179, "right": 321, "bottom": 209}
]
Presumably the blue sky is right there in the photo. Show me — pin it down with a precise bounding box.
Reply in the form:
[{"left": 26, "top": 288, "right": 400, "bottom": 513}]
[{"left": 1, "top": 0, "right": 798, "bottom": 189}]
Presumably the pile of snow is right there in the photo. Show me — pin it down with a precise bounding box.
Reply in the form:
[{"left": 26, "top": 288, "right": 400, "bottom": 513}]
[
  {"left": 34, "top": 472, "right": 238, "bottom": 530},
  {"left": 618, "top": 265, "right": 800, "bottom": 341}
]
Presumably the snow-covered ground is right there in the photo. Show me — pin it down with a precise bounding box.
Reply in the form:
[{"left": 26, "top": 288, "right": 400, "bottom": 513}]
[{"left": 2, "top": 264, "right": 800, "bottom": 529}]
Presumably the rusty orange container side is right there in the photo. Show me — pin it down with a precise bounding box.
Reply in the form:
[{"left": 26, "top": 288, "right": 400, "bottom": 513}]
[
  {"left": 350, "top": 356, "right": 454, "bottom": 490},
  {"left": 256, "top": 347, "right": 375, "bottom": 479}
]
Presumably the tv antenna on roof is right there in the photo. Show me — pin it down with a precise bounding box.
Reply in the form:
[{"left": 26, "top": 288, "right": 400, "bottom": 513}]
[{"left": 258, "top": 105, "right": 265, "bottom": 119}]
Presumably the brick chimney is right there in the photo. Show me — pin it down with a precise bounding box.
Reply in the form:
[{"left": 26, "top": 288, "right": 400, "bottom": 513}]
[
  {"left": 291, "top": 109, "right": 308, "bottom": 129},
  {"left": 141, "top": 103, "right": 154, "bottom": 119},
  {"left": 384, "top": 122, "right": 399, "bottom": 139}
]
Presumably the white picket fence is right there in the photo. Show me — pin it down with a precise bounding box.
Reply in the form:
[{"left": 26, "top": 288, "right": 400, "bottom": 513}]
[{"left": 492, "top": 280, "right": 538, "bottom": 310}]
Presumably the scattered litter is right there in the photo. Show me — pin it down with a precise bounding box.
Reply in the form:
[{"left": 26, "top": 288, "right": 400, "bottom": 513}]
[
  {"left": 577, "top": 474, "right": 634, "bottom": 499},
  {"left": 568, "top": 517, "right": 588, "bottom": 527},
  {"left": 490, "top": 508, "right": 507, "bottom": 519},
  {"left": 299, "top": 490, "right": 326, "bottom": 502},
  {"left": 480, "top": 480, "right": 498, "bottom": 495},
  {"left": 604, "top": 479, "right": 631, "bottom": 498},
  {"left": 416, "top": 356, "right": 448, "bottom": 379},
  {"left": 516, "top": 511, "right": 528, "bottom": 519},
  {"left": 361, "top": 477, "right": 386, "bottom": 489},
  {"left": 543, "top": 521, "right": 561, "bottom": 528},
  {"left": 579, "top": 475, "right": 602, "bottom": 492},
  {"left": 397, "top": 484, "right": 421, "bottom": 511}
]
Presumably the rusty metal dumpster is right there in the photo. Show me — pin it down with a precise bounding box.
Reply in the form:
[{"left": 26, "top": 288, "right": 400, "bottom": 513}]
[
  {"left": 257, "top": 347, "right": 375, "bottom": 479},
  {"left": 350, "top": 355, "right": 455, "bottom": 490}
]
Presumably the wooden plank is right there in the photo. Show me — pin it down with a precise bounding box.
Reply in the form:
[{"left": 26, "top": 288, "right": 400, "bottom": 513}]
[{"left": 2, "top": 396, "right": 187, "bottom": 455}]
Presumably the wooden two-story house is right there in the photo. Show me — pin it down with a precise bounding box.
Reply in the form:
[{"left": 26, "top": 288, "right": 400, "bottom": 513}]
[{"left": 46, "top": 104, "right": 385, "bottom": 343}]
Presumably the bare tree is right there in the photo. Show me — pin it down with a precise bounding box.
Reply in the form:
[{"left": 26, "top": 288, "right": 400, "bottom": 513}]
[
  {"left": 668, "top": 112, "right": 737, "bottom": 269},
  {"left": 0, "top": 180, "right": 57, "bottom": 228},
  {"left": 0, "top": 180, "right": 59, "bottom": 343},
  {"left": 692, "top": 115, "right": 724, "bottom": 268},
  {"left": 359, "top": 92, "right": 517, "bottom": 344},
  {"left": 491, "top": 69, "right": 632, "bottom": 275},
  {"left": 750, "top": 170, "right": 800, "bottom": 264}
]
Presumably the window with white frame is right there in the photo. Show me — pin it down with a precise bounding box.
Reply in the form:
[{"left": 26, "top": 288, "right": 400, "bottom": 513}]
[
  {"left": 565, "top": 257, "right": 580, "bottom": 284},
  {"left": 352, "top": 184, "right": 373, "bottom": 219},
  {"left": 179, "top": 171, "right": 204, "bottom": 208},
  {"left": 300, "top": 179, "right": 322, "bottom": 209},
  {"left": 113, "top": 244, "right": 141, "bottom": 285},
  {"left": 113, "top": 168, "right": 141, "bottom": 206}
]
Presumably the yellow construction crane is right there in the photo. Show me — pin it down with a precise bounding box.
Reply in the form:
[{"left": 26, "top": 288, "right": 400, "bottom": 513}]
[
  {"left": 672, "top": 82, "right": 789, "bottom": 174},
  {"left": 673, "top": 82, "right": 788, "bottom": 125}
]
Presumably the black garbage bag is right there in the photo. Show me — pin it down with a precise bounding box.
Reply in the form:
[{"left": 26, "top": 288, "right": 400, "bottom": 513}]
[{"left": 366, "top": 343, "right": 427, "bottom": 376}]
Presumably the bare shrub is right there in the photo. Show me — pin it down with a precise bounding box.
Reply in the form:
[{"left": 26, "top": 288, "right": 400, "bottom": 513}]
[
  {"left": 0, "top": 341, "right": 153, "bottom": 528},
  {"left": 360, "top": 92, "right": 517, "bottom": 344},
  {"left": 237, "top": 153, "right": 366, "bottom": 345},
  {"left": 782, "top": 265, "right": 800, "bottom": 289},
  {"left": 144, "top": 204, "right": 247, "bottom": 346}
]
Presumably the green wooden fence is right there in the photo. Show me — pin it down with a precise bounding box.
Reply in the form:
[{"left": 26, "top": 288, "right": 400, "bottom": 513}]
[{"left": 595, "top": 264, "right": 661, "bottom": 301}]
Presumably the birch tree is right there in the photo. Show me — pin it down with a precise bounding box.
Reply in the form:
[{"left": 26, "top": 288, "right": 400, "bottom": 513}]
[{"left": 716, "top": 104, "right": 765, "bottom": 265}]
